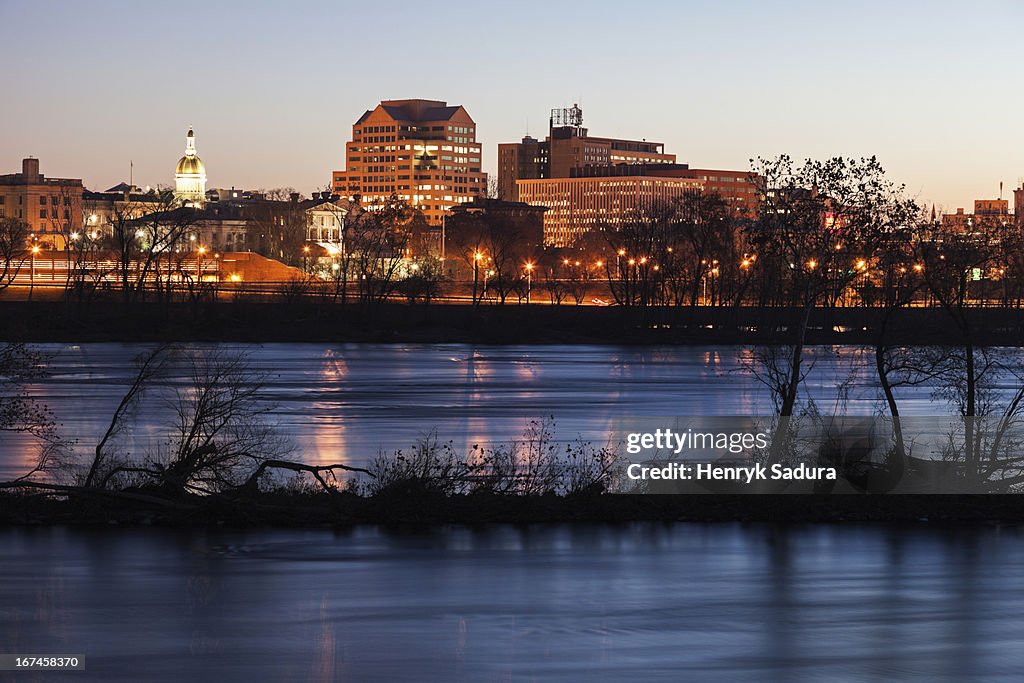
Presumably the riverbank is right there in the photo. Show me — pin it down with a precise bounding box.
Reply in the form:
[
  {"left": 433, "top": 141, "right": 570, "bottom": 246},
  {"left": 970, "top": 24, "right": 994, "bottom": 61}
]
[
  {"left": 2, "top": 491, "right": 1021, "bottom": 527},
  {"left": 2, "top": 299, "right": 1023, "bottom": 345}
]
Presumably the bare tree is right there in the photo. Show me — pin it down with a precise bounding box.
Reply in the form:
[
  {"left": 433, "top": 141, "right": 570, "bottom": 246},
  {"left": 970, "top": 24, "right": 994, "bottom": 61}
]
[
  {"left": 246, "top": 191, "right": 310, "bottom": 266},
  {"left": 92, "top": 348, "right": 289, "bottom": 495},
  {"left": 744, "top": 155, "right": 917, "bottom": 464},
  {"left": 346, "top": 195, "right": 418, "bottom": 306},
  {"left": 0, "top": 217, "right": 30, "bottom": 291},
  {"left": 0, "top": 343, "right": 64, "bottom": 481},
  {"left": 84, "top": 345, "right": 171, "bottom": 488},
  {"left": 154, "top": 349, "right": 288, "bottom": 494},
  {"left": 108, "top": 190, "right": 198, "bottom": 303}
]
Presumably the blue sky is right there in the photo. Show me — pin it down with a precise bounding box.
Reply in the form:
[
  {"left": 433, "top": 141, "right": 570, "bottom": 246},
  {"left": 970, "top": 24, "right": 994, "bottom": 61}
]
[{"left": 2, "top": 0, "right": 1022, "bottom": 211}]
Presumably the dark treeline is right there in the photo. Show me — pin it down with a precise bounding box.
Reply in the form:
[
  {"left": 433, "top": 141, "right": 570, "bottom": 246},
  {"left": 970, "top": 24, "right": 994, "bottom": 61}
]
[{"left": 3, "top": 156, "right": 1023, "bottom": 317}]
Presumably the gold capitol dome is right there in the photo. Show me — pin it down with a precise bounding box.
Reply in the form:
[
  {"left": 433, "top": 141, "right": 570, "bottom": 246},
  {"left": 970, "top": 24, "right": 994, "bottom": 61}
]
[{"left": 175, "top": 126, "right": 205, "bottom": 175}]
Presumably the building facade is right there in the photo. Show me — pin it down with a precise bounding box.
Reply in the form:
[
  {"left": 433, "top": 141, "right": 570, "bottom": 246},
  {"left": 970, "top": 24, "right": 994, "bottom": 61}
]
[
  {"left": 331, "top": 99, "right": 487, "bottom": 226},
  {"left": 0, "top": 158, "right": 83, "bottom": 248},
  {"left": 83, "top": 184, "right": 166, "bottom": 238},
  {"left": 666, "top": 168, "right": 761, "bottom": 217},
  {"left": 303, "top": 194, "right": 348, "bottom": 246},
  {"left": 567, "top": 164, "right": 761, "bottom": 218},
  {"left": 1015, "top": 184, "right": 1024, "bottom": 229},
  {"left": 447, "top": 198, "right": 547, "bottom": 253},
  {"left": 942, "top": 199, "right": 1013, "bottom": 232},
  {"left": 497, "top": 105, "right": 675, "bottom": 202},
  {"left": 517, "top": 175, "right": 702, "bottom": 247}
]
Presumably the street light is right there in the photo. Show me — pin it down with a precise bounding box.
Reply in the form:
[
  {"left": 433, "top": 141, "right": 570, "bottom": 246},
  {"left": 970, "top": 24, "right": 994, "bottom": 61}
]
[
  {"left": 482, "top": 268, "right": 494, "bottom": 301},
  {"left": 524, "top": 262, "right": 534, "bottom": 303},
  {"left": 197, "top": 246, "right": 206, "bottom": 281},
  {"left": 473, "top": 251, "right": 484, "bottom": 304},
  {"left": 30, "top": 244, "right": 40, "bottom": 289},
  {"left": 303, "top": 244, "right": 310, "bottom": 273}
]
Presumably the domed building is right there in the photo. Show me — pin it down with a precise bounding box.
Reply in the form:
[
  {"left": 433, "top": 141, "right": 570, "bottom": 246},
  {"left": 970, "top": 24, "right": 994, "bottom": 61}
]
[{"left": 174, "top": 127, "right": 206, "bottom": 206}]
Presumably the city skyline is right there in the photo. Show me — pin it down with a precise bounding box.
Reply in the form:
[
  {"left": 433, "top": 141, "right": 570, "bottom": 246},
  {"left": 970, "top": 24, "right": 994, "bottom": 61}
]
[{"left": 2, "top": 0, "right": 1023, "bottom": 211}]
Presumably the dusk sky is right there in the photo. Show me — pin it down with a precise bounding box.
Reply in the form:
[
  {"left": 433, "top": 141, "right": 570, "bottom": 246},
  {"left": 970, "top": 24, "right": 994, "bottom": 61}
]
[{"left": 2, "top": 0, "right": 1022, "bottom": 212}]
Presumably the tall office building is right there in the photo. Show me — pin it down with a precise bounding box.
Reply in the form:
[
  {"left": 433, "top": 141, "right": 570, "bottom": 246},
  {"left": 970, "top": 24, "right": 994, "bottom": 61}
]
[{"left": 331, "top": 99, "right": 486, "bottom": 226}]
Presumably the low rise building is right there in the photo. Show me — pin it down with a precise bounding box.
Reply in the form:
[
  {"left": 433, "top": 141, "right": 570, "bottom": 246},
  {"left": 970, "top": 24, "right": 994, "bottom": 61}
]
[
  {"left": 0, "top": 158, "right": 83, "bottom": 248},
  {"left": 82, "top": 184, "right": 166, "bottom": 238},
  {"left": 517, "top": 174, "right": 702, "bottom": 247},
  {"left": 942, "top": 199, "right": 1013, "bottom": 232}
]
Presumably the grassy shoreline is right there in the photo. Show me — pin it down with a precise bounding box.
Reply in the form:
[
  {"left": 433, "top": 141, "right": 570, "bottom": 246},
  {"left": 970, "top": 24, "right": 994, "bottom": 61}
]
[
  {"left": 2, "top": 491, "right": 1021, "bottom": 527},
  {"left": 3, "top": 299, "right": 1024, "bottom": 345}
]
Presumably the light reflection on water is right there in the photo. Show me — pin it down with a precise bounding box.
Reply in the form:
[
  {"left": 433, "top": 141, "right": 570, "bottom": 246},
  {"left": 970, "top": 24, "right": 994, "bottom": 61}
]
[
  {"left": 0, "top": 523, "right": 1022, "bottom": 682},
  {"left": 2, "top": 343, "right": 947, "bottom": 481}
]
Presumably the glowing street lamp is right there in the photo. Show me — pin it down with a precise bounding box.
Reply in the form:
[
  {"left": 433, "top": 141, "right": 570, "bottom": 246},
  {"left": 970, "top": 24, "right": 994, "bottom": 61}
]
[
  {"left": 472, "top": 251, "right": 484, "bottom": 304},
  {"left": 30, "top": 244, "right": 40, "bottom": 288},
  {"left": 524, "top": 262, "right": 534, "bottom": 303},
  {"left": 197, "top": 246, "right": 206, "bottom": 281}
]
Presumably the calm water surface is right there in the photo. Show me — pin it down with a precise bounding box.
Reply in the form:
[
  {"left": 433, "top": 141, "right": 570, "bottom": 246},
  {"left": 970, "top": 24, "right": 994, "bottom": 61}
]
[
  {"left": 1, "top": 524, "right": 1022, "bottom": 682},
  {"left": 2, "top": 343, "right": 947, "bottom": 481}
]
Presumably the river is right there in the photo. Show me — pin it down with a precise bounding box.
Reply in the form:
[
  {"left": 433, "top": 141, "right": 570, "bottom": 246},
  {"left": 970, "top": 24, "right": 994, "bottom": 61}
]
[
  {"left": 1, "top": 523, "right": 1022, "bottom": 682},
  {"left": 1, "top": 343, "right": 954, "bottom": 482}
]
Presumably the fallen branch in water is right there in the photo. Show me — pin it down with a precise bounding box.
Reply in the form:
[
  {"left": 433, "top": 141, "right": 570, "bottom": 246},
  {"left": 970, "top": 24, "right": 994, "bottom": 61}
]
[{"left": 239, "top": 460, "right": 374, "bottom": 494}]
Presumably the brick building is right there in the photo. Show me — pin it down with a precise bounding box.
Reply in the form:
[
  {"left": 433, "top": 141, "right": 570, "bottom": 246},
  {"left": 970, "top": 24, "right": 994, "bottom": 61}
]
[
  {"left": 497, "top": 104, "right": 674, "bottom": 202},
  {"left": 517, "top": 175, "right": 702, "bottom": 247},
  {"left": 0, "top": 158, "right": 83, "bottom": 248},
  {"left": 331, "top": 99, "right": 486, "bottom": 226}
]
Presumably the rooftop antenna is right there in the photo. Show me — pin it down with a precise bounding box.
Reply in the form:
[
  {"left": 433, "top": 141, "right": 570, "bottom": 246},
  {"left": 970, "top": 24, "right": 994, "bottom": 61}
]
[{"left": 130, "top": 160, "right": 133, "bottom": 187}]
